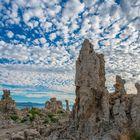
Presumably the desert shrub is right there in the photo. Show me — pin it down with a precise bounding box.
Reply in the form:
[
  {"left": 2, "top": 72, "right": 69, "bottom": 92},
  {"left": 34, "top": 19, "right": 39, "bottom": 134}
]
[
  {"left": 43, "top": 116, "right": 52, "bottom": 124},
  {"left": 50, "top": 116, "right": 58, "bottom": 123},
  {"left": 29, "top": 108, "right": 41, "bottom": 116},
  {"left": 10, "top": 115, "right": 19, "bottom": 121},
  {"left": 28, "top": 108, "right": 41, "bottom": 122},
  {"left": 131, "top": 130, "right": 140, "bottom": 140},
  {"left": 29, "top": 114, "right": 35, "bottom": 122},
  {"left": 43, "top": 113, "right": 59, "bottom": 124},
  {"left": 57, "top": 110, "right": 65, "bottom": 114},
  {"left": 48, "top": 113, "right": 54, "bottom": 118},
  {"left": 20, "top": 117, "right": 28, "bottom": 123}
]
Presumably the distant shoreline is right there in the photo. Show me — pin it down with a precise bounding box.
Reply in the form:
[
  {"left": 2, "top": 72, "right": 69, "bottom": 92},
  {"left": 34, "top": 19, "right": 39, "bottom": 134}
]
[
  {"left": 16, "top": 102, "right": 45, "bottom": 109},
  {"left": 16, "top": 102, "right": 73, "bottom": 110}
]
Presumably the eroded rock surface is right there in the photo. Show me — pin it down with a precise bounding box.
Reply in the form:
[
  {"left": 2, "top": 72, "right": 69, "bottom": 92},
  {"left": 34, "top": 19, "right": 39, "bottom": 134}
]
[
  {"left": 131, "top": 83, "right": 140, "bottom": 130},
  {"left": 0, "top": 90, "right": 18, "bottom": 129},
  {"left": 45, "top": 39, "right": 140, "bottom": 140},
  {"left": 0, "top": 90, "right": 16, "bottom": 114},
  {"left": 45, "top": 97, "right": 64, "bottom": 113},
  {"left": 65, "top": 99, "right": 70, "bottom": 112},
  {"left": 114, "top": 75, "right": 126, "bottom": 94}
]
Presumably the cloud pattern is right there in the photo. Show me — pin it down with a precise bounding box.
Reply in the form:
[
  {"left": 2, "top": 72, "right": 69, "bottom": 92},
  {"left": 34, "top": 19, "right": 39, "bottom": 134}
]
[{"left": 0, "top": 0, "right": 140, "bottom": 103}]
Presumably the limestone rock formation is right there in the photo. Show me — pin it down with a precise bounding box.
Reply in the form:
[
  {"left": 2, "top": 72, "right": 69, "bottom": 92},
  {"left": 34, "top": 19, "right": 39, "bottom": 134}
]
[
  {"left": 45, "top": 97, "right": 64, "bottom": 113},
  {"left": 75, "top": 39, "right": 106, "bottom": 90},
  {"left": 72, "top": 39, "right": 110, "bottom": 139},
  {"left": 65, "top": 99, "right": 70, "bottom": 112},
  {"left": 135, "top": 83, "right": 140, "bottom": 94},
  {"left": 0, "top": 90, "right": 16, "bottom": 114},
  {"left": 114, "top": 75, "right": 126, "bottom": 94},
  {"left": 46, "top": 39, "right": 140, "bottom": 140},
  {"left": 131, "top": 83, "right": 140, "bottom": 130},
  {"left": 0, "top": 90, "right": 17, "bottom": 129}
]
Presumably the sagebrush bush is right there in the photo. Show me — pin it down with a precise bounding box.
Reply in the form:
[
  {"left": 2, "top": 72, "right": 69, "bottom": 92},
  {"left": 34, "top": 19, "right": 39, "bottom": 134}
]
[
  {"left": 131, "top": 130, "right": 140, "bottom": 140},
  {"left": 10, "top": 115, "right": 19, "bottom": 121}
]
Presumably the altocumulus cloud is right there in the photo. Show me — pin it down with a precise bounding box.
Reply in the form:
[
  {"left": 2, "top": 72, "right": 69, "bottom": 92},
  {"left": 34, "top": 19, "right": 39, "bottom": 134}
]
[{"left": 0, "top": 0, "right": 140, "bottom": 103}]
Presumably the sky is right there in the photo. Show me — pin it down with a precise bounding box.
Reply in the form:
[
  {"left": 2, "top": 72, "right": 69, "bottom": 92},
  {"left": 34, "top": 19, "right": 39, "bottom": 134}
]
[{"left": 0, "top": 0, "right": 140, "bottom": 104}]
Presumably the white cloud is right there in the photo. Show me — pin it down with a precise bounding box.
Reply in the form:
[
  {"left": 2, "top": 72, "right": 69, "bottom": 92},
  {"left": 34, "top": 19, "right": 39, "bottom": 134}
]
[
  {"left": 49, "top": 33, "right": 56, "bottom": 40},
  {"left": 0, "top": 0, "right": 140, "bottom": 101},
  {"left": 40, "top": 37, "right": 46, "bottom": 44},
  {"left": 62, "top": 0, "right": 85, "bottom": 21},
  {"left": 7, "top": 31, "right": 14, "bottom": 38}
]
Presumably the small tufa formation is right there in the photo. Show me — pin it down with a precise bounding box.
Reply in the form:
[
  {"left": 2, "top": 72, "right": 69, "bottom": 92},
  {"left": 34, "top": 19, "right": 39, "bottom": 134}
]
[
  {"left": 45, "top": 97, "right": 64, "bottom": 113},
  {"left": 114, "top": 75, "right": 126, "bottom": 94},
  {"left": 65, "top": 99, "right": 70, "bottom": 112},
  {"left": 131, "top": 83, "right": 140, "bottom": 130},
  {"left": 135, "top": 83, "right": 140, "bottom": 94},
  {"left": 2, "top": 89, "right": 12, "bottom": 100},
  {"left": 0, "top": 90, "right": 16, "bottom": 114}
]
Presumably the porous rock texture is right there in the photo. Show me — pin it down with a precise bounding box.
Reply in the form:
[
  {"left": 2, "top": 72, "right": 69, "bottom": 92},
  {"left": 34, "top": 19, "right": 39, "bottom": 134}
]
[
  {"left": 114, "top": 75, "right": 126, "bottom": 94},
  {"left": 0, "top": 90, "right": 17, "bottom": 129},
  {"left": 46, "top": 39, "right": 140, "bottom": 140},
  {"left": 131, "top": 83, "right": 140, "bottom": 131},
  {"left": 65, "top": 99, "right": 70, "bottom": 112},
  {"left": 0, "top": 90, "right": 16, "bottom": 114},
  {"left": 45, "top": 97, "right": 64, "bottom": 113}
]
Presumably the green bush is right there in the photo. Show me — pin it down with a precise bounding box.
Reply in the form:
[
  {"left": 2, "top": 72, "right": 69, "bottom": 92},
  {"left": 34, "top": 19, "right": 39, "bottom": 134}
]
[
  {"left": 10, "top": 115, "right": 19, "bottom": 121},
  {"left": 43, "top": 116, "right": 52, "bottom": 124},
  {"left": 20, "top": 118, "right": 28, "bottom": 123},
  {"left": 43, "top": 113, "right": 59, "bottom": 124},
  {"left": 57, "top": 110, "right": 65, "bottom": 114},
  {"left": 29, "top": 115, "right": 35, "bottom": 122},
  {"left": 131, "top": 130, "right": 140, "bottom": 140},
  {"left": 48, "top": 113, "right": 54, "bottom": 118},
  {"left": 29, "top": 108, "right": 41, "bottom": 116},
  {"left": 28, "top": 108, "right": 41, "bottom": 122},
  {"left": 50, "top": 116, "right": 59, "bottom": 123}
]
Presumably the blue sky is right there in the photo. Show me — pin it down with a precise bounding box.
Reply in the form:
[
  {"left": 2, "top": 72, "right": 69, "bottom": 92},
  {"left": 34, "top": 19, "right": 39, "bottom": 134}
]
[{"left": 0, "top": 0, "right": 140, "bottom": 104}]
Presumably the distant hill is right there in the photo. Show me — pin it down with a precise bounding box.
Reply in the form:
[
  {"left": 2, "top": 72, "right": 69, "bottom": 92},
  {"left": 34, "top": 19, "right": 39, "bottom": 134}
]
[{"left": 16, "top": 102, "right": 45, "bottom": 109}]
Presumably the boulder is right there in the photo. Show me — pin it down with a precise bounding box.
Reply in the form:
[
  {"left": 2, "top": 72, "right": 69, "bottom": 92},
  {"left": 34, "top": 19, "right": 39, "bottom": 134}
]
[
  {"left": 24, "top": 129, "right": 40, "bottom": 139},
  {"left": 11, "top": 132, "right": 25, "bottom": 140}
]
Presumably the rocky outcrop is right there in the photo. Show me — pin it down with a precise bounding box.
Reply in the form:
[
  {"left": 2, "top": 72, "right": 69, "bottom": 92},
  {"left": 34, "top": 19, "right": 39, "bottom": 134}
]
[
  {"left": 135, "top": 83, "right": 140, "bottom": 94},
  {"left": 65, "top": 99, "right": 70, "bottom": 112},
  {"left": 11, "top": 129, "right": 41, "bottom": 140},
  {"left": 131, "top": 83, "right": 140, "bottom": 130},
  {"left": 0, "top": 90, "right": 17, "bottom": 129},
  {"left": 45, "top": 98, "right": 64, "bottom": 113},
  {"left": 72, "top": 39, "right": 110, "bottom": 139},
  {"left": 0, "top": 90, "right": 16, "bottom": 114},
  {"left": 114, "top": 75, "right": 126, "bottom": 94},
  {"left": 46, "top": 39, "right": 140, "bottom": 140}
]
